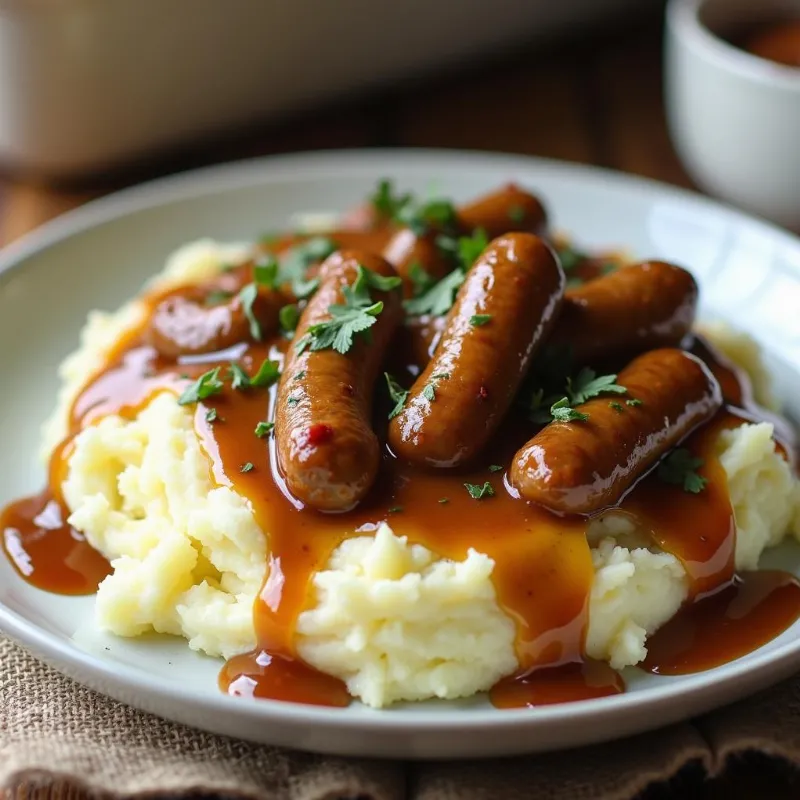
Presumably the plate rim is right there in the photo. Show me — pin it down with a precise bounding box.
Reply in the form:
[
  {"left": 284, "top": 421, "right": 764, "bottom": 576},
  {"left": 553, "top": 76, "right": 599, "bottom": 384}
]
[{"left": 2, "top": 147, "right": 800, "bottom": 753}]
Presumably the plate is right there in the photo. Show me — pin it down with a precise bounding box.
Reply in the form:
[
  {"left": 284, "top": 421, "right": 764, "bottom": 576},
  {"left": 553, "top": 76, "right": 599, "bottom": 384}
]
[{"left": 1, "top": 149, "right": 800, "bottom": 760}]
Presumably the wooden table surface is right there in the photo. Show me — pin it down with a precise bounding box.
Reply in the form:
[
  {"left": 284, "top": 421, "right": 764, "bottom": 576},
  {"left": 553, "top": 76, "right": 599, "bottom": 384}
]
[{"left": 0, "top": 11, "right": 797, "bottom": 800}]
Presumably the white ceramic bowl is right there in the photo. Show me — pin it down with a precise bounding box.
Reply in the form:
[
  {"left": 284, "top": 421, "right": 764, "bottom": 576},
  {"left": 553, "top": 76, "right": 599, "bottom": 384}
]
[{"left": 665, "top": 0, "right": 800, "bottom": 230}]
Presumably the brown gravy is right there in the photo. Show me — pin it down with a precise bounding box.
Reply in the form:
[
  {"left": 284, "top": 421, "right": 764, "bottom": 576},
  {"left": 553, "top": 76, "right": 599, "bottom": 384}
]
[
  {"left": 738, "top": 20, "right": 800, "bottom": 68},
  {"left": 3, "top": 227, "right": 800, "bottom": 709}
]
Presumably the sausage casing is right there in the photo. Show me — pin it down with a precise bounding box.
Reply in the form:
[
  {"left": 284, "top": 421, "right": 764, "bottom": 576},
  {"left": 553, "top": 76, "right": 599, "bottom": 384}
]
[
  {"left": 548, "top": 261, "right": 698, "bottom": 367},
  {"left": 457, "top": 183, "right": 548, "bottom": 239},
  {"left": 275, "top": 250, "right": 402, "bottom": 511},
  {"left": 509, "top": 349, "right": 723, "bottom": 514},
  {"left": 382, "top": 228, "right": 455, "bottom": 293},
  {"left": 388, "top": 233, "right": 565, "bottom": 467}
]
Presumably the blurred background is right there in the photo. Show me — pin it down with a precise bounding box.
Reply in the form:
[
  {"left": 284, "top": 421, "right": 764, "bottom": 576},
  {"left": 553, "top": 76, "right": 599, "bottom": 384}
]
[{"left": 0, "top": 0, "right": 797, "bottom": 243}]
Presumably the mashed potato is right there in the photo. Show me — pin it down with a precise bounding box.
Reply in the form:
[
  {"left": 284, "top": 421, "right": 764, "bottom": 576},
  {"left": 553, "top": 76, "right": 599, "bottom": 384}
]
[{"left": 47, "top": 239, "right": 800, "bottom": 708}]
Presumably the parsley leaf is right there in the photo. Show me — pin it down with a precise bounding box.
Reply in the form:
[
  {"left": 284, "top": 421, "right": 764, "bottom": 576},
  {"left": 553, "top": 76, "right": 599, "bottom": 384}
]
[
  {"left": 240, "top": 462, "right": 255, "bottom": 473},
  {"left": 528, "top": 388, "right": 563, "bottom": 424},
  {"left": 178, "top": 367, "right": 224, "bottom": 406},
  {"left": 238, "top": 283, "right": 261, "bottom": 341},
  {"left": 292, "top": 276, "right": 320, "bottom": 299},
  {"left": 385, "top": 373, "right": 409, "bottom": 420},
  {"left": 408, "top": 262, "right": 435, "bottom": 297},
  {"left": 609, "top": 401, "right": 624, "bottom": 413},
  {"left": 279, "top": 238, "right": 336, "bottom": 297},
  {"left": 254, "top": 254, "right": 279, "bottom": 289},
  {"left": 397, "top": 198, "right": 459, "bottom": 237},
  {"left": 550, "top": 397, "right": 589, "bottom": 423},
  {"left": 457, "top": 227, "right": 489, "bottom": 270},
  {"left": 438, "top": 497, "right": 449, "bottom": 504},
  {"left": 279, "top": 304, "right": 300, "bottom": 334},
  {"left": 204, "top": 289, "right": 233, "bottom": 306},
  {"left": 287, "top": 396, "right": 299, "bottom": 406},
  {"left": 295, "top": 266, "right": 396, "bottom": 355},
  {"left": 423, "top": 384, "right": 436, "bottom": 402},
  {"left": 627, "top": 398, "right": 643, "bottom": 407},
  {"left": 255, "top": 421, "right": 274, "bottom": 438},
  {"left": 371, "top": 179, "right": 412, "bottom": 219},
  {"left": 228, "top": 364, "right": 251, "bottom": 390},
  {"left": 567, "top": 368, "right": 627, "bottom": 405},
  {"left": 403, "top": 268, "right": 465, "bottom": 317},
  {"left": 470, "top": 314, "right": 492, "bottom": 327},
  {"left": 555, "top": 243, "right": 586, "bottom": 273},
  {"left": 205, "top": 408, "right": 219, "bottom": 423},
  {"left": 658, "top": 449, "right": 708, "bottom": 494},
  {"left": 250, "top": 359, "right": 281, "bottom": 388},
  {"left": 464, "top": 482, "right": 495, "bottom": 500},
  {"left": 488, "top": 464, "right": 503, "bottom": 472}
]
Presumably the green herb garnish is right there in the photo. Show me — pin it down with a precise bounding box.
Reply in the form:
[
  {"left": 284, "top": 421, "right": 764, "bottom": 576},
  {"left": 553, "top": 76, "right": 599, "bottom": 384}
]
[
  {"left": 464, "top": 482, "right": 495, "bottom": 500},
  {"left": 205, "top": 408, "right": 219, "bottom": 423},
  {"left": 488, "top": 465, "right": 503, "bottom": 472},
  {"left": 287, "top": 396, "right": 299, "bottom": 406},
  {"left": 470, "top": 314, "right": 492, "bottom": 327},
  {"left": 388, "top": 506, "right": 403, "bottom": 514},
  {"left": 228, "top": 364, "right": 251, "bottom": 390},
  {"left": 609, "top": 401, "right": 624, "bottom": 413},
  {"left": 255, "top": 421, "right": 274, "bottom": 438},
  {"left": 238, "top": 283, "right": 261, "bottom": 341},
  {"left": 408, "top": 262, "right": 436, "bottom": 297},
  {"left": 279, "top": 304, "right": 300, "bottom": 334},
  {"left": 658, "top": 449, "right": 707, "bottom": 494},
  {"left": 438, "top": 497, "right": 449, "bottom": 504},
  {"left": 240, "top": 462, "right": 255, "bottom": 474},
  {"left": 178, "top": 367, "right": 224, "bottom": 406},
  {"left": 423, "top": 384, "right": 436, "bottom": 402},
  {"left": 204, "top": 289, "right": 234, "bottom": 306},
  {"left": 550, "top": 397, "right": 589, "bottom": 423},
  {"left": 508, "top": 205, "right": 525, "bottom": 223},
  {"left": 295, "top": 266, "right": 399, "bottom": 355},
  {"left": 371, "top": 179, "right": 411, "bottom": 219},
  {"left": 250, "top": 359, "right": 281, "bottom": 388},
  {"left": 403, "top": 268, "right": 465, "bottom": 317},
  {"left": 385, "top": 373, "right": 409, "bottom": 420},
  {"left": 254, "top": 254, "right": 279, "bottom": 289},
  {"left": 626, "top": 398, "right": 643, "bottom": 407},
  {"left": 567, "top": 368, "right": 627, "bottom": 405}
]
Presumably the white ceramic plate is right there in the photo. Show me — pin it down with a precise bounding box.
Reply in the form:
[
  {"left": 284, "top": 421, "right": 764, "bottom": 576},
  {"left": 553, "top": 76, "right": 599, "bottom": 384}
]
[{"left": 2, "top": 150, "right": 800, "bottom": 760}]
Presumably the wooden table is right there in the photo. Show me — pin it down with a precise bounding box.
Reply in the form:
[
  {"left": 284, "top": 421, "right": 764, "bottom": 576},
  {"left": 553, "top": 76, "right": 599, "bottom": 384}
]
[{"left": 0, "top": 11, "right": 797, "bottom": 800}]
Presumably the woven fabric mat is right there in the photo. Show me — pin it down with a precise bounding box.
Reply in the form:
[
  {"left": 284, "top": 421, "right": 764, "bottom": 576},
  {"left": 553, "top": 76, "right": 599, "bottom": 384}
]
[{"left": 3, "top": 635, "right": 800, "bottom": 800}]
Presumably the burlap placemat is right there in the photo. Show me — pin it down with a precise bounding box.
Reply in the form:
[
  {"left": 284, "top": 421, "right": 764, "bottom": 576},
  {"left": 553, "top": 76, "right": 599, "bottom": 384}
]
[{"left": 2, "top": 635, "right": 798, "bottom": 800}]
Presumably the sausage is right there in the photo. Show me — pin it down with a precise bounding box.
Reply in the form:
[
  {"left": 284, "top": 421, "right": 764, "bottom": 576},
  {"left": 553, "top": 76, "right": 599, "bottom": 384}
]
[
  {"left": 457, "top": 184, "right": 548, "bottom": 239},
  {"left": 382, "top": 228, "right": 455, "bottom": 292},
  {"left": 509, "top": 349, "right": 723, "bottom": 514},
  {"left": 275, "top": 250, "right": 402, "bottom": 511},
  {"left": 145, "top": 277, "right": 288, "bottom": 360},
  {"left": 388, "top": 233, "right": 565, "bottom": 468},
  {"left": 547, "top": 261, "right": 698, "bottom": 368}
]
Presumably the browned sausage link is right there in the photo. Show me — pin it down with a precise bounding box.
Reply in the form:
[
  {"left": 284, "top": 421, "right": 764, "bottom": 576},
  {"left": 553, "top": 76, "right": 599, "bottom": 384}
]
[
  {"left": 457, "top": 183, "right": 548, "bottom": 239},
  {"left": 510, "top": 349, "right": 723, "bottom": 515},
  {"left": 276, "top": 250, "right": 402, "bottom": 511},
  {"left": 388, "top": 233, "right": 565, "bottom": 468},
  {"left": 145, "top": 272, "right": 289, "bottom": 360},
  {"left": 547, "top": 261, "right": 698, "bottom": 367},
  {"left": 382, "top": 228, "right": 455, "bottom": 294}
]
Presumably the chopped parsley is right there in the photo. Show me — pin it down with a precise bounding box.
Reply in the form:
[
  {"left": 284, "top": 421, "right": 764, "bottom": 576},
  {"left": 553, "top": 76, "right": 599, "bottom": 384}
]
[
  {"left": 294, "top": 370, "right": 306, "bottom": 381},
  {"left": 435, "top": 227, "right": 489, "bottom": 271},
  {"left": 550, "top": 397, "right": 589, "bottom": 423},
  {"left": 255, "top": 421, "right": 274, "bottom": 438},
  {"left": 238, "top": 283, "right": 261, "bottom": 341},
  {"left": 250, "top": 359, "right": 281, "bottom": 388},
  {"left": 408, "top": 262, "right": 436, "bottom": 297},
  {"left": 403, "top": 268, "right": 465, "bottom": 317},
  {"left": 470, "top": 314, "right": 492, "bottom": 327},
  {"left": 295, "top": 266, "right": 400, "bottom": 355},
  {"left": 205, "top": 408, "right": 219, "bottom": 423},
  {"left": 609, "top": 401, "right": 624, "bottom": 413},
  {"left": 287, "top": 396, "right": 300, "bottom": 406},
  {"left": 279, "top": 237, "right": 337, "bottom": 298},
  {"left": 397, "top": 197, "right": 459, "bottom": 237},
  {"left": 422, "top": 384, "right": 436, "bottom": 402},
  {"left": 371, "top": 179, "right": 411, "bottom": 219},
  {"left": 626, "top": 398, "right": 643, "bottom": 407},
  {"left": 388, "top": 506, "right": 403, "bottom": 514},
  {"left": 566, "top": 277, "right": 584, "bottom": 290},
  {"left": 240, "top": 462, "right": 255, "bottom": 474},
  {"left": 508, "top": 204, "right": 526, "bottom": 223},
  {"left": 488, "top": 464, "right": 503, "bottom": 472},
  {"left": 279, "top": 304, "right": 300, "bottom": 334},
  {"left": 658, "top": 449, "right": 708, "bottom": 494},
  {"left": 555, "top": 243, "right": 586, "bottom": 273},
  {"left": 464, "top": 482, "right": 495, "bottom": 500},
  {"left": 178, "top": 367, "right": 224, "bottom": 406},
  {"left": 204, "top": 289, "right": 234, "bottom": 306},
  {"left": 228, "top": 364, "right": 251, "bottom": 390},
  {"left": 384, "top": 373, "right": 409, "bottom": 420},
  {"left": 567, "top": 368, "right": 627, "bottom": 405},
  {"left": 254, "top": 254, "right": 279, "bottom": 289},
  {"left": 431, "top": 372, "right": 450, "bottom": 380},
  {"left": 438, "top": 497, "right": 449, "bottom": 504}
]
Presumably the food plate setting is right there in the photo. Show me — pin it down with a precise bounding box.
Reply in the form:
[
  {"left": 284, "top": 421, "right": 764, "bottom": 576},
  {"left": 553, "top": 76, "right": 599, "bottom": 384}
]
[{"left": 1, "top": 150, "right": 800, "bottom": 760}]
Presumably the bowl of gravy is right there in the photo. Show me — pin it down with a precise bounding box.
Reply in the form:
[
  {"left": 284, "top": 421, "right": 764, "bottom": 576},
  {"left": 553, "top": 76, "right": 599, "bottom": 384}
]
[{"left": 665, "top": 0, "right": 800, "bottom": 230}]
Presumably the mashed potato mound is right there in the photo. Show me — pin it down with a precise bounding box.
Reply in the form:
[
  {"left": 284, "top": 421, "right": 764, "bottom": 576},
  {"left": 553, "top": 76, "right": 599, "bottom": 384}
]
[
  {"left": 63, "top": 392, "right": 265, "bottom": 659},
  {"left": 48, "top": 239, "right": 800, "bottom": 707}
]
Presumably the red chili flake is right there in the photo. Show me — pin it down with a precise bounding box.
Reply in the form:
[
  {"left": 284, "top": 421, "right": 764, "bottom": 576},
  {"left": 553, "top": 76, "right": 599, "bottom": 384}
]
[
  {"left": 477, "top": 385, "right": 489, "bottom": 401},
  {"left": 307, "top": 423, "right": 334, "bottom": 446}
]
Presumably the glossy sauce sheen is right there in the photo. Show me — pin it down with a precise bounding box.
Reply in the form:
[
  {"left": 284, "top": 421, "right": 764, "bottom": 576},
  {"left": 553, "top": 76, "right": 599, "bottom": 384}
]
[
  {"left": 739, "top": 20, "right": 800, "bottom": 68},
  {"left": 3, "top": 226, "right": 800, "bottom": 709}
]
